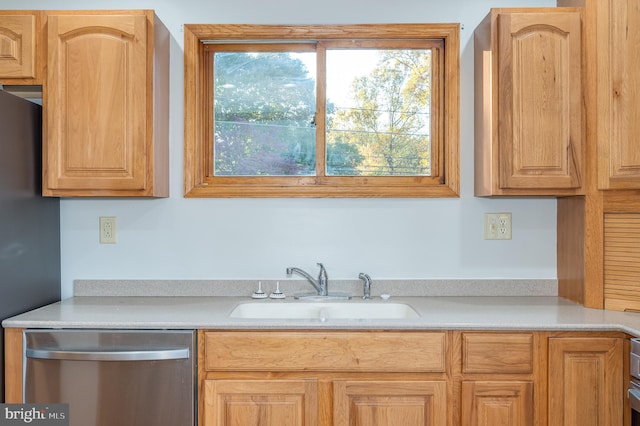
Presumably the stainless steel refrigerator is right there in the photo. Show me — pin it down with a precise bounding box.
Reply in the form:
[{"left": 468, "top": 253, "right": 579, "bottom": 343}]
[{"left": 0, "top": 89, "right": 61, "bottom": 402}]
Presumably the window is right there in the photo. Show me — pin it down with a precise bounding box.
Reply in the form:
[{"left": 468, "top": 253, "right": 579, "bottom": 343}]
[{"left": 184, "top": 24, "right": 459, "bottom": 197}]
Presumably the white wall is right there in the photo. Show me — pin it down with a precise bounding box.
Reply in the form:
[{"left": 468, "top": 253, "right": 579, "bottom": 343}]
[{"left": 0, "top": 0, "right": 558, "bottom": 298}]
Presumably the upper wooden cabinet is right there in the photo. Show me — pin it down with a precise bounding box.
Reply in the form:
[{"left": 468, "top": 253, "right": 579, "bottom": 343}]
[
  {"left": 555, "top": 0, "right": 640, "bottom": 311},
  {"left": 43, "top": 10, "right": 169, "bottom": 197},
  {"left": 203, "top": 379, "right": 318, "bottom": 426},
  {"left": 0, "top": 11, "right": 43, "bottom": 83},
  {"left": 474, "top": 8, "right": 584, "bottom": 196},
  {"left": 596, "top": 0, "right": 640, "bottom": 189}
]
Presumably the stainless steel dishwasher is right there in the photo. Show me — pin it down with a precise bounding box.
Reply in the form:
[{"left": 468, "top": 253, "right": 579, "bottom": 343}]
[{"left": 23, "top": 330, "right": 195, "bottom": 426}]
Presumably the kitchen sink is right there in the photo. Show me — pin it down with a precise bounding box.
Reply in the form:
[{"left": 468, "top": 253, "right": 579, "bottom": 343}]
[{"left": 229, "top": 301, "right": 419, "bottom": 320}]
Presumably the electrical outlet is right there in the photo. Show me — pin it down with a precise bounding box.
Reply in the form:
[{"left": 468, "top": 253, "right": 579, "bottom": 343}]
[
  {"left": 484, "top": 212, "right": 512, "bottom": 240},
  {"left": 99, "top": 216, "right": 117, "bottom": 244}
]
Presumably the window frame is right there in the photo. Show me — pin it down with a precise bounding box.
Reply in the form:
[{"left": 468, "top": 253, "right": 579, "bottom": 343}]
[{"left": 184, "top": 24, "right": 460, "bottom": 198}]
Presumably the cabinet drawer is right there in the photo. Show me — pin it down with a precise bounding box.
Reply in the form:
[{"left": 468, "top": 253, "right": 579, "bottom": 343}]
[
  {"left": 203, "top": 331, "right": 446, "bottom": 372},
  {"left": 0, "top": 13, "right": 37, "bottom": 80},
  {"left": 462, "top": 333, "right": 533, "bottom": 374}
]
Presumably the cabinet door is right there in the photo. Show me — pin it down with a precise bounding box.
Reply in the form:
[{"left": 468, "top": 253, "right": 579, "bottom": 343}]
[
  {"left": 333, "top": 380, "right": 447, "bottom": 426},
  {"left": 597, "top": 0, "right": 640, "bottom": 188},
  {"left": 203, "top": 379, "right": 318, "bottom": 426},
  {"left": 45, "top": 14, "right": 148, "bottom": 193},
  {"left": 498, "top": 11, "right": 582, "bottom": 190},
  {"left": 548, "top": 337, "right": 623, "bottom": 426},
  {"left": 0, "top": 13, "right": 36, "bottom": 79},
  {"left": 461, "top": 381, "right": 533, "bottom": 426}
]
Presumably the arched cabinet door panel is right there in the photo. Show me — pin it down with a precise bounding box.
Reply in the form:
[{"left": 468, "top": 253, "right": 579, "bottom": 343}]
[
  {"left": 44, "top": 11, "right": 168, "bottom": 197},
  {"left": 474, "top": 8, "right": 583, "bottom": 196}
]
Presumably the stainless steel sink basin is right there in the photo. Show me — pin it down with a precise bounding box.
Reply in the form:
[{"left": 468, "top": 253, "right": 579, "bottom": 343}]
[{"left": 229, "top": 302, "right": 419, "bottom": 320}]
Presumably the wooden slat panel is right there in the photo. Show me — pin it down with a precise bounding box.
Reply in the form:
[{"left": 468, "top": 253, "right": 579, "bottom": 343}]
[
  {"left": 598, "top": 0, "right": 640, "bottom": 189},
  {"left": 604, "top": 213, "right": 640, "bottom": 309}
]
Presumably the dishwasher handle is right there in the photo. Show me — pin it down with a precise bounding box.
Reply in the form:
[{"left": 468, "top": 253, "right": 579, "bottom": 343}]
[{"left": 25, "top": 347, "right": 190, "bottom": 362}]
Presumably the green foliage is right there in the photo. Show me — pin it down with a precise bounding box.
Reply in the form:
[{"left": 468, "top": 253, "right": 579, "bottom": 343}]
[
  {"left": 327, "top": 49, "right": 432, "bottom": 176},
  {"left": 214, "top": 52, "right": 316, "bottom": 176},
  {"left": 326, "top": 140, "right": 364, "bottom": 175},
  {"left": 212, "top": 48, "right": 432, "bottom": 177}
]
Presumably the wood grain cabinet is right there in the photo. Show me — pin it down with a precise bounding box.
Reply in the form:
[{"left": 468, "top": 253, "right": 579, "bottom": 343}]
[
  {"left": 199, "top": 330, "right": 448, "bottom": 426},
  {"left": 548, "top": 337, "right": 623, "bottom": 426},
  {"left": 333, "top": 380, "right": 447, "bottom": 426},
  {"left": 461, "top": 381, "right": 533, "bottom": 426},
  {"left": 203, "top": 379, "right": 318, "bottom": 426},
  {"left": 459, "top": 332, "right": 535, "bottom": 426},
  {"left": 43, "top": 10, "right": 169, "bottom": 197},
  {"left": 0, "top": 11, "right": 42, "bottom": 83},
  {"left": 595, "top": 0, "right": 640, "bottom": 310},
  {"left": 554, "top": 0, "right": 640, "bottom": 312},
  {"left": 596, "top": 0, "right": 640, "bottom": 189},
  {"left": 603, "top": 212, "right": 640, "bottom": 311},
  {"left": 474, "top": 8, "right": 583, "bottom": 196},
  {"left": 5, "top": 328, "right": 628, "bottom": 425}
]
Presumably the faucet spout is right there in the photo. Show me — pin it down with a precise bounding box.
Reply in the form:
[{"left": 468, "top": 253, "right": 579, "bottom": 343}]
[
  {"left": 286, "top": 263, "right": 329, "bottom": 296},
  {"left": 359, "top": 272, "right": 372, "bottom": 299}
]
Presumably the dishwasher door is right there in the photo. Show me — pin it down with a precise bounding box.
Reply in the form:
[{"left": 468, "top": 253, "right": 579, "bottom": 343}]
[{"left": 24, "top": 330, "right": 195, "bottom": 426}]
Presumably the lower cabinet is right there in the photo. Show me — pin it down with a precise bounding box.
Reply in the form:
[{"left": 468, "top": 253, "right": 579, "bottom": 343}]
[
  {"left": 333, "top": 380, "right": 447, "bottom": 426},
  {"left": 196, "top": 330, "right": 626, "bottom": 426},
  {"left": 202, "top": 378, "right": 447, "bottom": 426},
  {"left": 458, "top": 332, "right": 536, "bottom": 426},
  {"left": 203, "top": 379, "right": 318, "bottom": 426},
  {"left": 199, "top": 330, "right": 449, "bottom": 426},
  {"left": 548, "top": 337, "right": 624, "bottom": 426},
  {"left": 461, "top": 381, "right": 533, "bottom": 426}
]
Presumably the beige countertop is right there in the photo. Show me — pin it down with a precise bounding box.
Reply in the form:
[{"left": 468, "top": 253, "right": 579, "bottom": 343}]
[{"left": 4, "top": 296, "right": 640, "bottom": 336}]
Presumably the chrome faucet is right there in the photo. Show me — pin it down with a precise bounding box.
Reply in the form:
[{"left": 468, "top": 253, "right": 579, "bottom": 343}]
[
  {"left": 286, "top": 263, "right": 328, "bottom": 296},
  {"left": 359, "top": 272, "right": 372, "bottom": 299}
]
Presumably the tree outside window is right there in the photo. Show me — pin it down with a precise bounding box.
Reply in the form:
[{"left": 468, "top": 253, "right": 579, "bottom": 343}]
[{"left": 184, "top": 24, "right": 459, "bottom": 197}]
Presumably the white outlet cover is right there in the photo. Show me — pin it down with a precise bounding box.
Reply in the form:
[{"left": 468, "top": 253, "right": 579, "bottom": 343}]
[
  {"left": 99, "top": 216, "right": 117, "bottom": 244},
  {"left": 484, "top": 212, "right": 512, "bottom": 240}
]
